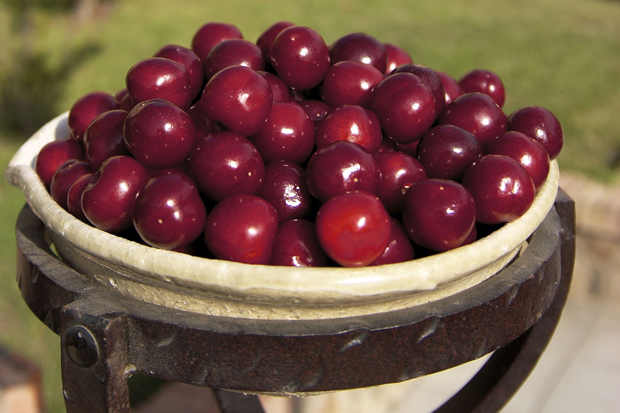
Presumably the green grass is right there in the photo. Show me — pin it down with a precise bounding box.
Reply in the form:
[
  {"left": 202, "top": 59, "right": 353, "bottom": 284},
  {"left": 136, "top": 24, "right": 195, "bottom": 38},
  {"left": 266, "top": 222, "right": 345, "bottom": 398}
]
[{"left": 1, "top": 0, "right": 619, "bottom": 411}]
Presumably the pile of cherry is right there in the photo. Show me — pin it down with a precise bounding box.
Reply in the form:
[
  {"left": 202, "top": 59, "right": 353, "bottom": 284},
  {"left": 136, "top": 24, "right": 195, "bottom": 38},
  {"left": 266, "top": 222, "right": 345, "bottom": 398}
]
[{"left": 35, "top": 21, "right": 563, "bottom": 268}]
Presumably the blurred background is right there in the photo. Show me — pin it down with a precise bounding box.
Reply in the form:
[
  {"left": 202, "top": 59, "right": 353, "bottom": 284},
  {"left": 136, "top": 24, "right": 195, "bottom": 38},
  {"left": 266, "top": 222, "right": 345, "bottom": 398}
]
[{"left": 0, "top": 0, "right": 619, "bottom": 411}]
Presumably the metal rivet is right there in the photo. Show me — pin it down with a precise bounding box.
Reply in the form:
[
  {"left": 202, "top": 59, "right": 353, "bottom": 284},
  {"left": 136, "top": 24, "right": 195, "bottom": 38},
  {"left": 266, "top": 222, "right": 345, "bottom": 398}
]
[{"left": 64, "top": 326, "right": 99, "bottom": 367}]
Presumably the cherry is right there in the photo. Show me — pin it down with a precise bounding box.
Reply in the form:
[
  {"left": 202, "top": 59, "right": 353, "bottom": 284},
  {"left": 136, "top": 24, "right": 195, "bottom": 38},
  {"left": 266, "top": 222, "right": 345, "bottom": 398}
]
[
  {"left": 369, "top": 72, "right": 436, "bottom": 144},
  {"left": 416, "top": 124, "right": 483, "bottom": 180},
  {"left": 81, "top": 155, "right": 150, "bottom": 233},
  {"left": 66, "top": 172, "right": 93, "bottom": 222},
  {"left": 270, "top": 219, "right": 328, "bottom": 267},
  {"left": 506, "top": 106, "right": 563, "bottom": 160},
  {"left": 395, "top": 139, "right": 421, "bottom": 157},
  {"left": 402, "top": 179, "right": 476, "bottom": 252},
  {"left": 315, "top": 190, "right": 391, "bottom": 267},
  {"left": 255, "top": 21, "right": 295, "bottom": 61},
  {"left": 200, "top": 65, "right": 272, "bottom": 136},
  {"left": 116, "top": 88, "right": 135, "bottom": 112},
  {"left": 487, "top": 131, "right": 550, "bottom": 190},
  {"left": 154, "top": 44, "right": 204, "bottom": 100},
  {"left": 250, "top": 101, "right": 315, "bottom": 164},
  {"left": 438, "top": 92, "right": 507, "bottom": 149},
  {"left": 374, "top": 150, "right": 427, "bottom": 214},
  {"left": 189, "top": 131, "right": 264, "bottom": 201},
  {"left": 299, "top": 99, "right": 330, "bottom": 123},
  {"left": 204, "top": 194, "right": 278, "bottom": 265},
  {"left": 202, "top": 39, "right": 265, "bottom": 79},
  {"left": 191, "top": 22, "right": 243, "bottom": 63},
  {"left": 67, "top": 91, "right": 119, "bottom": 142},
  {"left": 370, "top": 217, "right": 415, "bottom": 265},
  {"left": 124, "top": 99, "right": 196, "bottom": 169},
  {"left": 84, "top": 109, "right": 129, "bottom": 170},
  {"left": 35, "top": 138, "right": 84, "bottom": 188},
  {"left": 50, "top": 159, "right": 91, "bottom": 210},
  {"left": 459, "top": 69, "right": 505, "bottom": 108},
  {"left": 462, "top": 154, "right": 536, "bottom": 225},
  {"left": 133, "top": 171, "right": 207, "bottom": 250},
  {"left": 329, "top": 32, "right": 388, "bottom": 74},
  {"left": 269, "top": 26, "right": 330, "bottom": 91},
  {"left": 391, "top": 63, "right": 446, "bottom": 118},
  {"left": 384, "top": 43, "right": 413, "bottom": 75},
  {"left": 306, "top": 140, "right": 380, "bottom": 203},
  {"left": 256, "top": 161, "right": 313, "bottom": 223},
  {"left": 257, "top": 71, "right": 292, "bottom": 102},
  {"left": 437, "top": 71, "right": 464, "bottom": 105},
  {"left": 125, "top": 57, "right": 193, "bottom": 111},
  {"left": 320, "top": 61, "right": 384, "bottom": 108},
  {"left": 315, "top": 105, "right": 382, "bottom": 153},
  {"left": 187, "top": 101, "right": 220, "bottom": 139}
]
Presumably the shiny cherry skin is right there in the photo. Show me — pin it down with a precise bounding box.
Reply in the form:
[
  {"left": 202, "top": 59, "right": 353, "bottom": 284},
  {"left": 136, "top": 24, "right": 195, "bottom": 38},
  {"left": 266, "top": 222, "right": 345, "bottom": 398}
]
[
  {"left": 369, "top": 72, "right": 436, "bottom": 144},
  {"left": 187, "top": 101, "right": 220, "bottom": 139},
  {"left": 402, "top": 179, "right": 476, "bottom": 252},
  {"left": 189, "top": 131, "right": 264, "bottom": 201},
  {"left": 255, "top": 21, "right": 295, "bottom": 61},
  {"left": 316, "top": 190, "right": 391, "bottom": 267},
  {"left": 315, "top": 105, "right": 382, "bottom": 153},
  {"left": 391, "top": 63, "right": 445, "bottom": 118},
  {"left": 66, "top": 172, "right": 93, "bottom": 222},
  {"left": 125, "top": 57, "right": 193, "bottom": 111},
  {"left": 257, "top": 161, "right": 312, "bottom": 223},
  {"left": 306, "top": 140, "right": 380, "bottom": 203},
  {"left": 374, "top": 150, "right": 427, "bottom": 214},
  {"left": 299, "top": 100, "right": 330, "bottom": 123},
  {"left": 370, "top": 217, "right": 415, "bottom": 265},
  {"left": 154, "top": 44, "right": 204, "bottom": 100},
  {"left": 257, "top": 71, "right": 292, "bottom": 102},
  {"left": 438, "top": 92, "right": 507, "bottom": 149},
  {"left": 35, "top": 138, "right": 84, "bottom": 188},
  {"left": 437, "top": 71, "right": 464, "bottom": 105},
  {"left": 384, "top": 43, "right": 413, "bottom": 75},
  {"left": 269, "top": 26, "right": 330, "bottom": 91},
  {"left": 329, "top": 32, "right": 388, "bottom": 74},
  {"left": 270, "top": 219, "right": 328, "bottom": 267},
  {"left": 462, "top": 154, "right": 536, "bottom": 225},
  {"left": 68, "top": 91, "right": 119, "bottom": 142},
  {"left": 133, "top": 171, "right": 207, "bottom": 250},
  {"left": 203, "top": 39, "right": 265, "bottom": 79},
  {"left": 200, "top": 65, "right": 272, "bottom": 136},
  {"left": 250, "top": 101, "right": 315, "bottom": 164},
  {"left": 487, "top": 131, "right": 550, "bottom": 190},
  {"left": 50, "top": 159, "right": 91, "bottom": 210},
  {"left": 320, "top": 61, "right": 384, "bottom": 108},
  {"left": 81, "top": 156, "right": 150, "bottom": 233},
  {"left": 84, "top": 109, "right": 129, "bottom": 170},
  {"left": 124, "top": 99, "right": 196, "bottom": 169},
  {"left": 459, "top": 69, "right": 505, "bottom": 108},
  {"left": 204, "top": 194, "right": 279, "bottom": 265},
  {"left": 416, "top": 124, "right": 483, "bottom": 180},
  {"left": 191, "top": 22, "right": 243, "bottom": 63},
  {"left": 507, "top": 106, "right": 563, "bottom": 160}
]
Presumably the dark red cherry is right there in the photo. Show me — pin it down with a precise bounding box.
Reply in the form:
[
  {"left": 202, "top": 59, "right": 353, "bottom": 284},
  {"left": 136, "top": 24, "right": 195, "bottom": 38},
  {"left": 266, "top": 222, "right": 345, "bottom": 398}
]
[
  {"left": 402, "top": 179, "right": 476, "bottom": 252},
  {"left": 256, "top": 21, "right": 295, "bottom": 61},
  {"left": 320, "top": 61, "right": 384, "bottom": 108},
  {"left": 436, "top": 71, "right": 464, "bottom": 105},
  {"left": 487, "top": 131, "right": 550, "bottom": 190},
  {"left": 67, "top": 172, "right": 93, "bottom": 222},
  {"left": 462, "top": 154, "right": 536, "bottom": 225},
  {"left": 154, "top": 44, "right": 204, "bottom": 100},
  {"left": 191, "top": 22, "right": 243, "bottom": 63},
  {"left": 84, "top": 109, "right": 129, "bottom": 170},
  {"left": 124, "top": 99, "right": 196, "bottom": 169},
  {"left": 50, "top": 159, "right": 91, "bottom": 210},
  {"left": 81, "top": 156, "right": 150, "bottom": 233},
  {"left": 250, "top": 101, "right": 315, "bottom": 164},
  {"left": 68, "top": 92, "right": 119, "bottom": 142},
  {"left": 438, "top": 92, "right": 507, "bottom": 149},
  {"left": 384, "top": 43, "right": 413, "bottom": 75},
  {"left": 370, "top": 218, "right": 415, "bottom": 265},
  {"left": 258, "top": 71, "right": 292, "bottom": 102},
  {"left": 35, "top": 138, "right": 85, "bottom": 188},
  {"left": 257, "top": 161, "right": 313, "bottom": 223},
  {"left": 299, "top": 100, "right": 330, "bottom": 123},
  {"left": 507, "top": 106, "right": 563, "bottom": 160},
  {"left": 459, "top": 69, "right": 505, "bottom": 108},
  {"left": 200, "top": 65, "right": 272, "bottom": 136},
  {"left": 133, "top": 171, "right": 207, "bottom": 250},
  {"left": 270, "top": 219, "right": 328, "bottom": 267},
  {"left": 315, "top": 105, "right": 382, "bottom": 154},
  {"left": 269, "top": 26, "right": 330, "bottom": 91},
  {"left": 391, "top": 63, "right": 445, "bottom": 118},
  {"left": 306, "top": 140, "right": 380, "bottom": 203},
  {"left": 204, "top": 194, "right": 278, "bottom": 265},
  {"left": 187, "top": 101, "right": 220, "bottom": 139},
  {"left": 316, "top": 190, "right": 391, "bottom": 267},
  {"left": 203, "top": 39, "right": 265, "bottom": 79},
  {"left": 416, "top": 124, "right": 483, "bottom": 180},
  {"left": 329, "top": 32, "right": 388, "bottom": 74},
  {"left": 374, "top": 150, "right": 427, "bottom": 214},
  {"left": 116, "top": 88, "right": 135, "bottom": 112},
  {"left": 125, "top": 57, "right": 193, "bottom": 111},
  {"left": 189, "top": 131, "right": 264, "bottom": 201}
]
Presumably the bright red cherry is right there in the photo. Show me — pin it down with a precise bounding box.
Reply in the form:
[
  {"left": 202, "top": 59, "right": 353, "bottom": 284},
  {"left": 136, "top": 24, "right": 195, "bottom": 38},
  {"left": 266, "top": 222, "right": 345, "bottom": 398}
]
[
  {"left": 370, "top": 218, "right": 415, "bottom": 265},
  {"left": 191, "top": 22, "right": 243, "bottom": 63},
  {"left": 270, "top": 219, "right": 328, "bottom": 267},
  {"left": 50, "top": 159, "right": 91, "bottom": 210},
  {"left": 255, "top": 21, "right": 295, "bottom": 61},
  {"left": 66, "top": 172, "right": 93, "bottom": 222},
  {"left": 315, "top": 105, "right": 382, "bottom": 154},
  {"left": 507, "top": 106, "right": 563, "bottom": 160},
  {"left": 202, "top": 39, "right": 265, "bottom": 79},
  {"left": 84, "top": 109, "right": 129, "bottom": 170},
  {"left": 374, "top": 150, "right": 427, "bottom": 214},
  {"left": 384, "top": 43, "right": 413, "bottom": 75},
  {"left": 329, "top": 32, "right": 388, "bottom": 74},
  {"left": 256, "top": 161, "right": 313, "bottom": 223},
  {"left": 391, "top": 63, "right": 446, "bottom": 118},
  {"left": 459, "top": 69, "right": 506, "bottom": 108},
  {"left": 320, "top": 61, "right": 384, "bottom": 108},
  {"left": 68, "top": 92, "right": 119, "bottom": 142},
  {"left": 299, "top": 100, "right": 330, "bottom": 123},
  {"left": 154, "top": 44, "right": 204, "bottom": 100},
  {"left": 257, "top": 71, "right": 292, "bottom": 102},
  {"left": 437, "top": 71, "right": 464, "bottom": 105},
  {"left": 35, "top": 138, "right": 84, "bottom": 188}
]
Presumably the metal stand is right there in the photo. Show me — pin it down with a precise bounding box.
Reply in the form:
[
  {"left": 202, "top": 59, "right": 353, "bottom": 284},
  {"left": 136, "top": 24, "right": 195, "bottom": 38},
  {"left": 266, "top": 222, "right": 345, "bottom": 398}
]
[{"left": 15, "top": 190, "right": 575, "bottom": 413}]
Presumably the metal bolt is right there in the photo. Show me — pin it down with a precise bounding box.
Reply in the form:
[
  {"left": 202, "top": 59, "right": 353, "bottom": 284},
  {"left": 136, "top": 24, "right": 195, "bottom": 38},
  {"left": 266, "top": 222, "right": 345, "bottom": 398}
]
[{"left": 64, "top": 325, "right": 99, "bottom": 367}]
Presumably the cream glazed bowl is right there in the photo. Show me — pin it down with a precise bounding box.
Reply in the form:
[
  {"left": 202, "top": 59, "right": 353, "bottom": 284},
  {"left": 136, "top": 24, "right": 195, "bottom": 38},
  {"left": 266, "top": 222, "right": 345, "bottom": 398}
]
[{"left": 6, "top": 112, "right": 560, "bottom": 321}]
